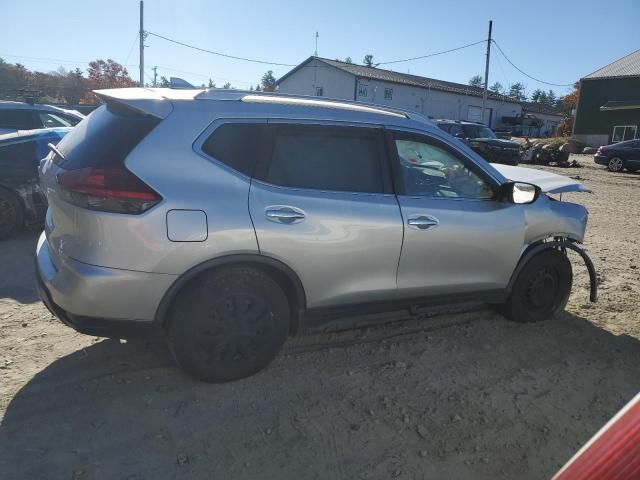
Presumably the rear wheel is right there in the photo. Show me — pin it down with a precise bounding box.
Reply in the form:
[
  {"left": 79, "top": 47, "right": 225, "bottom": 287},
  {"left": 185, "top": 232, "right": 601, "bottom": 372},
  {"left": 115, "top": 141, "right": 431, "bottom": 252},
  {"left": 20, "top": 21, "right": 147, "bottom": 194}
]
[
  {"left": 167, "top": 266, "right": 290, "bottom": 382},
  {"left": 607, "top": 157, "right": 624, "bottom": 172},
  {"left": 0, "top": 189, "right": 24, "bottom": 240},
  {"left": 501, "top": 249, "right": 572, "bottom": 323}
]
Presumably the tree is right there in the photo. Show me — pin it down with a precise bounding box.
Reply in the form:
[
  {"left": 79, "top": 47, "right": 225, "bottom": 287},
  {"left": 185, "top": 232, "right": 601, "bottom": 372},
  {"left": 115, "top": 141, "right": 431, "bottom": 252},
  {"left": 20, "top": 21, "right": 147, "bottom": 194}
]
[
  {"left": 469, "top": 75, "right": 483, "bottom": 88},
  {"left": 508, "top": 82, "right": 527, "bottom": 101},
  {"left": 344, "top": 56, "right": 353, "bottom": 64},
  {"left": 255, "top": 83, "right": 261, "bottom": 92},
  {"left": 60, "top": 68, "right": 86, "bottom": 105},
  {"left": 363, "top": 54, "right": 374, "bottom": 68},
  {"left": 260, "top": 70, "right": 276, "bottom": 92},
  {"left": 546, "top": 89, "right": 557, "bottom": 106},
  {"left": 159, "top": 76, "right": 170, "bottom": 88},
  {"left": 530, "top": 89, "right": 543, "bottom": 103},
  {"left": 208, "top": 78, "right": 215, "bottom": 88},
  {"left": 249, "top": 85, "right": 254, "bottom": 91},
  {"left": 222, "top": 82, "right": 232, "bottom": 89},
  {"left": 556, "top": 82, "right": 580, "bottom": 136},
  {"left": 489, "top": 81, "right": 503, "bottom": 94}
]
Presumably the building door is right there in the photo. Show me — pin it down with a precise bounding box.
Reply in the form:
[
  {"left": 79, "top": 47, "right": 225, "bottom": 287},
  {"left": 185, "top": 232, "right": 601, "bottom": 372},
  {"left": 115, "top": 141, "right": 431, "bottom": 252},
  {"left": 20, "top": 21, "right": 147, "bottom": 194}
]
[{"left": 468, "top": 105, "right": 492, "bottom": 126}]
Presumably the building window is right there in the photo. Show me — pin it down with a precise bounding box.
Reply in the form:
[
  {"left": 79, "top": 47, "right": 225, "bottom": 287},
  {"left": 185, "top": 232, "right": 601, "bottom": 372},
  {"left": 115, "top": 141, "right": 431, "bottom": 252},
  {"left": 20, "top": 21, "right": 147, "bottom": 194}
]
[
  {"left": 315, "top": 86, "right": 323, "bottom": 97},
  {"left": 612, "top": 125, "right": 637, "bottom": 143},
  {"left": 384, "top": 88, "right": 393, "bottom": 100},
  {"left": 358, "top": 84, "right": 368, "bottom": 97}
]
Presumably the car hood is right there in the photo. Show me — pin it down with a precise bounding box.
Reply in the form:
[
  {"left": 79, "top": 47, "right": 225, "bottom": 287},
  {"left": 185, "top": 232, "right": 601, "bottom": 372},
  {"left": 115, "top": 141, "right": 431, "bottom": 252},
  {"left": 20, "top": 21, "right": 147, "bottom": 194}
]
[
  {"left": 471, "top": 138, "right": 520, "bottom": 148},
  {"left": 491, "top": 164, "right": 591, "bottom": 193}
]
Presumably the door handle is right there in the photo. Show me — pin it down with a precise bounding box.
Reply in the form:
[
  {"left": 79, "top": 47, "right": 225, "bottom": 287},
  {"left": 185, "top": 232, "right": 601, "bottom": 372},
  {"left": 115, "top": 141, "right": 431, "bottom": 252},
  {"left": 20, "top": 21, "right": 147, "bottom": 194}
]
[
  {"left": 407, "top": 215, "right": 439, "bottom": 230},
  {"left": 265, "top": 206, "right": 306, "bottom": 224}
]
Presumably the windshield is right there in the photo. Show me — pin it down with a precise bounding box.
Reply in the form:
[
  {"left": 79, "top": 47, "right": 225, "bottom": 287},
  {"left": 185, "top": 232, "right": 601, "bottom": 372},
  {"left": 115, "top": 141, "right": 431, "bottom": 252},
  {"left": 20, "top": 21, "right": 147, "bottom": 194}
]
[{"left": 463, "top": 125, "right": 497, "bottom": 139}]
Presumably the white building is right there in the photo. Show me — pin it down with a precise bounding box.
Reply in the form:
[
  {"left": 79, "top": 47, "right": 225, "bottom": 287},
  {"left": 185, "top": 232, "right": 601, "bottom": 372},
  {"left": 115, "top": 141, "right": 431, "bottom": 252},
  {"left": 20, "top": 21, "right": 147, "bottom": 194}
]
[{"left": 277, "top": 57, "right": 563, "bottom": 136}]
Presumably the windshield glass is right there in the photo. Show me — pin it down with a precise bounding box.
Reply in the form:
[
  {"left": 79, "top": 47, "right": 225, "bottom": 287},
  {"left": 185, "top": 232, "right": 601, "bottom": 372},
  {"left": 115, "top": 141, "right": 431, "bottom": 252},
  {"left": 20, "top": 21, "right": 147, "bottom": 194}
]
[{"left": 463, "top": 125, "right": 497, "bottom": 139}]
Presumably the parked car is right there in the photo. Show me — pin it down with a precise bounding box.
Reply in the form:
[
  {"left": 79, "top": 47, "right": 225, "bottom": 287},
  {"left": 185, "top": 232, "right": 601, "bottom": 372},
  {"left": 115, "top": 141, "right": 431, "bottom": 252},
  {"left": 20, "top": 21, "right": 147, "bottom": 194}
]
[
  {"left": 0, "top": 101, "right": 83, "bottom": 134},
  {"left": 36, "top": 89, "right": 597, "bottom": 382},
  {"left": 0, "top": 128, "right": 71, "bottom": 239},
  {"left": 594, "top": 139, "right": 640, "bottom": 172},
  {"left": 435, "top": 119, "right": 521, "bottom": 165}
]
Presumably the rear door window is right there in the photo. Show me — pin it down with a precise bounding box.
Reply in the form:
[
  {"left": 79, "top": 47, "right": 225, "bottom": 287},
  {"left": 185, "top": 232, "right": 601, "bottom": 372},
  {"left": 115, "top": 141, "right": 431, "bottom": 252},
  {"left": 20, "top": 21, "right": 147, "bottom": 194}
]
[
  {"left": 258, "top": 124, "right": 386, "bottom": 194},
  {"left": 0, "top": 140, "right": 38, "bottom": 178},
  {"left": 0, "top": 109, "right": 31, "bottom": 130}
]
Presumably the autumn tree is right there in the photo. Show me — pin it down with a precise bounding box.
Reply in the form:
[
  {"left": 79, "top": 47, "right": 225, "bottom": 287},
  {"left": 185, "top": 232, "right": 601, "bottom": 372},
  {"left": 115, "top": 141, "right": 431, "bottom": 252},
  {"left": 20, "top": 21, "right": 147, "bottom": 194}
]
[
  {"left": 469, "top": 75, "right": 483, "bottom": 88},
  {"left": 260, "top": 70, "right": 276, "bottom": 92}
]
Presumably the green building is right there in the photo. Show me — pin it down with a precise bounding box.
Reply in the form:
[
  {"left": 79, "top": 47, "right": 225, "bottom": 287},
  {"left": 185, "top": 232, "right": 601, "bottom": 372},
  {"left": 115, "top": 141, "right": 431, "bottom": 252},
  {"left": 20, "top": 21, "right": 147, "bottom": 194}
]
[{"left": 573, "top": 49, "right": 640, "bottom": 146}]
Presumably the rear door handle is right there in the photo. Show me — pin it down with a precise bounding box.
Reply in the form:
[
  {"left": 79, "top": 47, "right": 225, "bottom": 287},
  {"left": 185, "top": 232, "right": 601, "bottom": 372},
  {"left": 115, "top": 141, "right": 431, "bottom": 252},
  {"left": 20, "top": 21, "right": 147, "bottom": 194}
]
[
  {"left": 265, "top": 206, "right": 306, "bottom": 224},
  {"left": 407, "top": 215, "right": 439, "bottom": 230}
]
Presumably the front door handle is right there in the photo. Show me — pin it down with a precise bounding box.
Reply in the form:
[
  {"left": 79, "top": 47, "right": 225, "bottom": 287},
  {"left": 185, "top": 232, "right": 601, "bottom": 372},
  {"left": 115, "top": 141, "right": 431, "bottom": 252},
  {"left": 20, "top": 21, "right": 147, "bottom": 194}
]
[
  {"left": 265, "top": 206, "right": 306, "bottom": 224},
  {"left": 407, "top": 215, "right": 439, "bottom": 230}
]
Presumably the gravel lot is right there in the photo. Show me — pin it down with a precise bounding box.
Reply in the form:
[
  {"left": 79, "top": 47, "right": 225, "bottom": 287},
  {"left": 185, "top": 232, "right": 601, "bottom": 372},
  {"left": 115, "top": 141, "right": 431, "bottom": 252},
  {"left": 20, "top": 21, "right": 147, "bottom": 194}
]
[{"left": 1, "top": 156, "right": 639, "bottom": 480}]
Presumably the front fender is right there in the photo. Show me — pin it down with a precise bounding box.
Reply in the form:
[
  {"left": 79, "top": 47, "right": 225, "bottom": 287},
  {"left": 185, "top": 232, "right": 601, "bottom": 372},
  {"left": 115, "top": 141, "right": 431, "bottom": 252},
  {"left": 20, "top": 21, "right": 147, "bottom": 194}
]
[{"left": 524, "top": 195, "right": 588, "bottom": 244}]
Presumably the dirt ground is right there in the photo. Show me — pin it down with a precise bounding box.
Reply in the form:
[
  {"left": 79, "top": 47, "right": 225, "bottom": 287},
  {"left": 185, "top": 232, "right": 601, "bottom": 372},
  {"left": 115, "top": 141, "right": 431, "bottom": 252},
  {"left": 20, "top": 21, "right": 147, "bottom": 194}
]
[{"left": 1, "top": 155, "right": 639, "bottom": 480}]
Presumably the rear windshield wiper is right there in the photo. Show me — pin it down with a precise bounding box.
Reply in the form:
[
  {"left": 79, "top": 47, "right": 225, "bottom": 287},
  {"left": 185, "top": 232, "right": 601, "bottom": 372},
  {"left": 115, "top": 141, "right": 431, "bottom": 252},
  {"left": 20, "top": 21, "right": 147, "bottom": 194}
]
[{"left": 47, "top": 143, "right": 66, "bottom": 161}]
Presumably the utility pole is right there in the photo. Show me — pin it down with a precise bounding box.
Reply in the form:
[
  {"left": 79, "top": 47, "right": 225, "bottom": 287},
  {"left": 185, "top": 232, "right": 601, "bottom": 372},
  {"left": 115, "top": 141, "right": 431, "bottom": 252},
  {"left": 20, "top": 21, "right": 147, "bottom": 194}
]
[
  {"left": 139, "top": 0, "right": 144, "bottom": 87},
  {"left": 152, "top": 66, "right": 157, "bottom": 87},
  {"left": 315, "top": 31, "right": 318, "bottom": 57},
  {"left": 481, "top": 20, "right": 492, "bottom": 126}
]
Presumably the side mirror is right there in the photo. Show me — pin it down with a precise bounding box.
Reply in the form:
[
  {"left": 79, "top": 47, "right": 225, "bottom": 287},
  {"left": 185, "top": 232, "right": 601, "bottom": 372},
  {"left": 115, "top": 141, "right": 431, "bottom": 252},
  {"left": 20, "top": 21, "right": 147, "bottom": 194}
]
[{"left": 498, "top": 181, "right": 540, "bottom": 204}]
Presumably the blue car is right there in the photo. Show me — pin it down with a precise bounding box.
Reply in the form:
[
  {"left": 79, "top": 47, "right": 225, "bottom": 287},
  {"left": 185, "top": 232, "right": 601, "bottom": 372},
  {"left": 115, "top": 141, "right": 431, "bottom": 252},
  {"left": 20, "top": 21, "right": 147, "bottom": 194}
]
[{"left": 0, "top": 127, "right": 71, "bottom": 239}]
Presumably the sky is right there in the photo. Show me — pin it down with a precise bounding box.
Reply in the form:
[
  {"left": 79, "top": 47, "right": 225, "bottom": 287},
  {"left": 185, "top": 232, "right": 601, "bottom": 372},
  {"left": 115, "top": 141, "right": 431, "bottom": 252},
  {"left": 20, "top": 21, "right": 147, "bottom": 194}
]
[{"left": 1, "top": 0, "right": 638, "bottom": 97}]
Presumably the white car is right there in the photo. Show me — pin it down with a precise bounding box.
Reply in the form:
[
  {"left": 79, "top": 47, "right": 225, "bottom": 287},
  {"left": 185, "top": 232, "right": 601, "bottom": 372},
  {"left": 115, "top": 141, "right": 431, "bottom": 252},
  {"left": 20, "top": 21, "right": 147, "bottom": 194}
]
[{"left": 0, "top": 101, "right": 84, "bottom": 134}]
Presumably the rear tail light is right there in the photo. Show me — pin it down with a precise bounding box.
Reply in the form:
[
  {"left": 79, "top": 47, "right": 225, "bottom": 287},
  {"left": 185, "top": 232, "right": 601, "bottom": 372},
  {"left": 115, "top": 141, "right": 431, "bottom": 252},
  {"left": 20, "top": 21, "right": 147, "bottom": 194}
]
[{"left": 56, "top": 166, "right": 161, "bottom": 214}]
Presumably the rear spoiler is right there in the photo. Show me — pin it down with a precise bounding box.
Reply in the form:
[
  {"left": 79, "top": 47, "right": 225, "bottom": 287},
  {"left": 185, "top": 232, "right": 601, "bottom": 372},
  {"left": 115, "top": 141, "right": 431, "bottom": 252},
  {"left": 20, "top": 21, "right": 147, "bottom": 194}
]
[{"left": 93, "top": 88, "right": 174, "bottom": 119}]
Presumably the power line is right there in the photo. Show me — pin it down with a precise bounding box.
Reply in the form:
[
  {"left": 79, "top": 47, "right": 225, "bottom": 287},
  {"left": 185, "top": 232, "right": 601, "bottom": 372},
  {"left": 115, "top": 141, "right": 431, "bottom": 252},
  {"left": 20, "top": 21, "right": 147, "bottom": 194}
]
[
  {"left": 122, "top": 32, "right": 139, "bottom": 68},
  {"left": 491, "top": 40, "right": 573, "bottom": 87},
  {"left": 146, "top": 31, "right": 298, "bottom": 67},
  {"left": 377, "top": 39, "right": 486, "bottom": 65}
]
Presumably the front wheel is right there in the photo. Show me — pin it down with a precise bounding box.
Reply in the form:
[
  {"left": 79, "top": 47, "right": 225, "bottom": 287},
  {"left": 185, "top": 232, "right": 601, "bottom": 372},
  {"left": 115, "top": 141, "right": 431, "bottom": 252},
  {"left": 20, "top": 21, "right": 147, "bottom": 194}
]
[
  {"left": 501, "top": 249, "right": 572, "bottom": 323},
  {"left": 167, "top": 266, "right": 291, "bottom": 383},
  {"left": 607, "top": 157, "right": 624, "bottom": 172}
]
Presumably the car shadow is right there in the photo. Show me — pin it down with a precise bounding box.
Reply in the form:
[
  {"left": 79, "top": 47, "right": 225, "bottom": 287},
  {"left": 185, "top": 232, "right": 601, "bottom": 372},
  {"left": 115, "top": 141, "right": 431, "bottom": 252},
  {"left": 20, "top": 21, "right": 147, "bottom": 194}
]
[
  {"left": 1, "top": 311, "right": 639, "bottom": 480},
  {"left": 0, "top": 230, "right": 40, "bottom": 304}
]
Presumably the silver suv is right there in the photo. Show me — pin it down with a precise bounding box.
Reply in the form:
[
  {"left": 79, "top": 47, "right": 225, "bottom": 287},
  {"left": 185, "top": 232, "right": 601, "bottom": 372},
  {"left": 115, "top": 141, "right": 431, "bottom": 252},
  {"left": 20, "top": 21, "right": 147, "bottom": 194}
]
[{"left": 36, "top": 88, "right": 597, "bottom": 382}]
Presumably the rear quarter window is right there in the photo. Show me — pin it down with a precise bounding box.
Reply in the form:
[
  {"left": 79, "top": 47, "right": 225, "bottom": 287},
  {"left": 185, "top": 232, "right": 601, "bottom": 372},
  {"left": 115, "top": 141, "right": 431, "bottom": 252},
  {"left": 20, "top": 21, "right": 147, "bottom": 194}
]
[
  {"left": 201, "top": 123, "right": 263, "bottom": 177},
  {"left": 55, "top": 104, "right": 159, "bottom": 170}
]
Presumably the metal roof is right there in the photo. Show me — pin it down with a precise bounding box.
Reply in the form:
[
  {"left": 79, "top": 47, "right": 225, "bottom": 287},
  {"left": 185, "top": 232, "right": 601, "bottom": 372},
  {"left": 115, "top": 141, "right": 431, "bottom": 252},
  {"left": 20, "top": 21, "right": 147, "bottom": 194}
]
[
  {"left": 277, "top": 57, "right": 563, "bottom": 115},
  {"left": 600, "top": 100, "right": 640, "bottom": 111},
  {"left": 583, "top": 49, "right": 640, "bottom": 80}
]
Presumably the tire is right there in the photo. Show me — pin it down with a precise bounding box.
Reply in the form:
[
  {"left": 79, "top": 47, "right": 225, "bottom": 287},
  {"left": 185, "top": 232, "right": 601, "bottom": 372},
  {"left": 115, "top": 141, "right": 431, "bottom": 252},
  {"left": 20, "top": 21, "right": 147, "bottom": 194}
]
[
  {"left": 501, "top": 249, "right": 572, "bottom": 323},
  {"left": 607, "top": 157, "right": 624, "bottom": 172},
  {"left": 167, "top": 266, "right": 291, "bottom": 383},
  {"left": 0, "top": 189, "right": 24, "bottom": 240}
]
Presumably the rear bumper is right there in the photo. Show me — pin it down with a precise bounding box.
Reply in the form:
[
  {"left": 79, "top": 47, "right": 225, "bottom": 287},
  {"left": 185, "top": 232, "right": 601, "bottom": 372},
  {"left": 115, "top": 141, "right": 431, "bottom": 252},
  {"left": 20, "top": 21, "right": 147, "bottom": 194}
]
[
  {"left": 594, "top": 154, "right": 608, "bottom": 165},
  {"left": 35, "top": 231, "right": 176, "bottom": 337},
  {"left": 35, "top": 267, "right": 157, "bottom": 338}
]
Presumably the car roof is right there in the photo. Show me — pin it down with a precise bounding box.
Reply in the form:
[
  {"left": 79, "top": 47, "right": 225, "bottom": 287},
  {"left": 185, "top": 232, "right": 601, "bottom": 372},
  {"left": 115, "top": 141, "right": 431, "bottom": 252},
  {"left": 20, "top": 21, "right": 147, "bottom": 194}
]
[
  {"left": 94, "top": 87, "right": 437, "bottom": 131},
  {"left": 0, "top": 127, "right": 72, "bottom": 146},
  {"left": 0, "top": 101, "right": 84, "bottom": 117}
]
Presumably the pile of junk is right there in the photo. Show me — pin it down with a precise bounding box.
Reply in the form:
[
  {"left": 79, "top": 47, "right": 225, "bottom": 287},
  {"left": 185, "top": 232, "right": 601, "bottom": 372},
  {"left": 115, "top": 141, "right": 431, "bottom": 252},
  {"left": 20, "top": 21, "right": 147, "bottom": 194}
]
[{"left": 513, "top": 137, "right": 594, "bottom": 168}]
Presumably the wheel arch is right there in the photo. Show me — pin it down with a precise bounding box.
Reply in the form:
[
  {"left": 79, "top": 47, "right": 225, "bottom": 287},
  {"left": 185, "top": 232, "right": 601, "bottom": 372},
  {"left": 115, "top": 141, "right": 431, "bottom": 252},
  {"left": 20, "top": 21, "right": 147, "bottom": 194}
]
[
  {"left": 507, "top": 238, "right": 597, "bottom": 302},
  {"left": 154, "top": 254, "right": 307, "bottom": 334}
]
